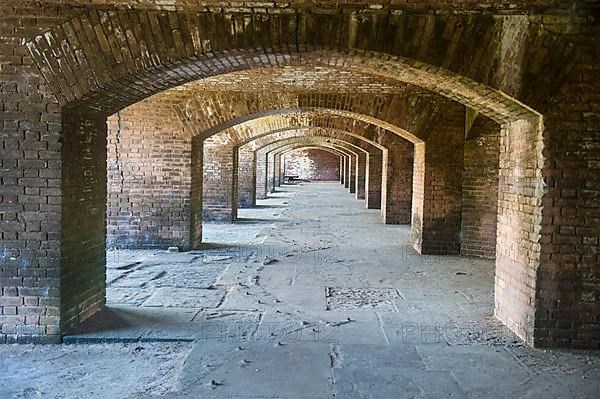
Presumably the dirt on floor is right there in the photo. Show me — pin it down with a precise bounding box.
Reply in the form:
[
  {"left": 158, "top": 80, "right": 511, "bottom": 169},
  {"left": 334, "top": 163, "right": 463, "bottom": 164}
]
[
  {"left": 1, "top": 183, "right": 599, "bottom": 399},
  {"left": 0, "top": 342, "right": 192, "bottom": 398}
]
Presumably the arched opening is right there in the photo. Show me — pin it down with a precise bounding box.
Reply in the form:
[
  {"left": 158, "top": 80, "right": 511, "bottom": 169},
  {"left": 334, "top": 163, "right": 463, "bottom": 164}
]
[
  {"left": 3, "top": 5, "right": 599, "bottom": 399},
  {"left": 280, "top": 147, "right": 344, "bottom": 182},
  {"left": 23, "top": 13, "right": 550, "bottom": 348}
]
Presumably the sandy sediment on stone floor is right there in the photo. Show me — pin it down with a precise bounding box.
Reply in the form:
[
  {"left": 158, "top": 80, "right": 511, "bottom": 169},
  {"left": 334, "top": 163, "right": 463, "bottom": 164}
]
[{"left": 0, "top": 342, "right": 192, "bottom": 398}]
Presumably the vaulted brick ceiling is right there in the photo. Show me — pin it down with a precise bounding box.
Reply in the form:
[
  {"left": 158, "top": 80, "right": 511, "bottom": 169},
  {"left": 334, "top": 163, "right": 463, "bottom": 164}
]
[
  {"left": 23, "top": 3, "right": 575, "bottom": 120},
  {"left": 2, "top": 0, "right": 597, "bottom": 349}
]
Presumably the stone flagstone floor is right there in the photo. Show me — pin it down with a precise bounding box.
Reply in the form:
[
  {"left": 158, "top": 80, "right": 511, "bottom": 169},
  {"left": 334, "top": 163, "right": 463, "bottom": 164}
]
[{"left": 1, "top": 182, "right": 599, "bottom": 398}]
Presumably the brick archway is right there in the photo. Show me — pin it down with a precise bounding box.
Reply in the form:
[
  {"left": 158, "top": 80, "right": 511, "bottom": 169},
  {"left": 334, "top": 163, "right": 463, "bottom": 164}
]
[
  {"left": 19, "top": 10, "right": 554, "bottom": 346},
  {"left": 244, "top": 134, "right": 373, "bottom": 206},
  {"left": 25, "top": 10, "right": 550, "bottom": 121},
  {"left": 194, "top": 112, "right": 411, "bottom": 226},
  {"left": 278, "top": 145, "right": 349, "bottom": 184},
  {"left": 259, "top": 138, "right": 362, "bottom": 196},
  {"left": 277, "top": 145, "right": 355, "bottom": 187}
]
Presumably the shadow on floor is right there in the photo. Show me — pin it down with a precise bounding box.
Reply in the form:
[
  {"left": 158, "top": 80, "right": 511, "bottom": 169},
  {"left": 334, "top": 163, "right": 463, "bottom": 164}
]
[
  {"left": 234, "top": 217, "right": 284, "bottom": 224},
  {"left": 65, "top": 307, "right": 158, "bottom": 340},
  {"left": 188, "top": 242, "right": 236, "bottom": 250}
]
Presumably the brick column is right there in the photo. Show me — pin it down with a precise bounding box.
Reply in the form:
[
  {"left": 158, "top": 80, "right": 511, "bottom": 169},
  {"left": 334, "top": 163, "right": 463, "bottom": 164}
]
[
  {"left": 278, "top": 153, "right": 285, "bottom": 186},
  {"left": 267, "top": 152, "right": 276, "bottom": 193},
  {"left": 202, "top": 136, "right": 236, "bottom": 222},
  {"left": 61, "top": 110, "right": 107, "bottom": 336},
  {"left": 190, "top": 137, "right": 203, "bottom": 248},
  {"left": 355, "top": 150, "right": 367, "bottom": 200},
  {"left": 365, "top": 151, "right": 383, "bottom": 209},
  {"left": 237, "top": 145, "right": 255, "bottom": 208},
  {"left": 349, "top": 153, "right": 357, "bottom": 194},
  {"left": 341, "top": 156, "right": 347, "bottom": 185},
  {"left": 380, "top": 139, "right": 413, "bottom": 224},
  {"left": 411, "top": 111, "right": 464, "bottom": 254},
  {"left": 339, "top": 157, "right": 344, "bottom": 184},
  {"left": 106, "top": 106, "right": 191, "bottom": 250},
  {"left": 273, "top": 153, "right": 282, "bottom": 189},
  {"left": 461, "top": 117, "right": 500, "bottom": 258},
  {"left": 532, "top": 50, "right": 600, "bottom": 348},
  {"left": 344, "top": 155, "right": 350, "bottom": 189},
  {"left": 411, "top": 144, "right": 425, "bottom": 250},
  {"left": 255, "top": 149, "right": 268, "bottom": 199}
]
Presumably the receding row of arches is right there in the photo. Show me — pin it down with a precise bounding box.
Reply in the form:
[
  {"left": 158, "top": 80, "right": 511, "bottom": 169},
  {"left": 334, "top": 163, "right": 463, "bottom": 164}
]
[
  {"left": 49, "top": 52, "right": 542, "bottom": 346},
  {"left": 5, "top": 7, "right": 594, "bottom": 349},
  {"left": 99, "top": 83, "right": 515, "bottom": 341}
]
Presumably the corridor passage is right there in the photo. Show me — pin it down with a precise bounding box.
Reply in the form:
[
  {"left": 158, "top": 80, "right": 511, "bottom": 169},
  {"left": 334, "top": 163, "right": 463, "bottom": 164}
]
[{"left": 2, "top": 183, "right": 598, "bottom": 398}]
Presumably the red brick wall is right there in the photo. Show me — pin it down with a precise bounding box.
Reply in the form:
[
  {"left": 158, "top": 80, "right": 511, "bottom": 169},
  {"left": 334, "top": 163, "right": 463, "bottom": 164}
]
[
  {"left": 0, "top": 6, "right": 63, "bottom": 343},
  {"left": 411, "top": 104, "right": 464, "bottom": 255},
  {"left": 284, "top": 149, "right": 340, "bottom": 181},
  {"left": 106, "top": 102, "right": 191, "bottom": 249},
  {"left": 366, "top": 152, "right": 383, "bottom": 210},
  {"left": 201, "top": 134, "right": 237, "bottom": 221},
  {"left": 536, "top": 37, "right": 600, "bottom": 348},
  {"left": 461, "top": 116, "right": 501, "bottom": 259},
  {"left": 61, "top": 111, "right": 107, "bottom": 335},
  {"left": 236, "top": 145, "right": 256, "bottom": 208},
  {"left": 255, "top": 150, "right": 268, "bottom": 200},
  {"left": 381, "top": 139, "right": 413, "bottom": 225},
  {"left": 2, "top": 1, "right": 597, "bottom": 348}
]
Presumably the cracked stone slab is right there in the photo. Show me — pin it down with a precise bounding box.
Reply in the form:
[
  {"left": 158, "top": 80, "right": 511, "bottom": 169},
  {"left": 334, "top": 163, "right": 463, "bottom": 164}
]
[
  {"left": 200, "top": 255, "right": 235, "bottom": 262},
  {"left": 194, "top": 311, "right": 262, "bottom": 343},
  {"left": 326, "top": 287, "right": 402, "bottom": 311},
  {"left": 142, "top": 287, "right": 226, "bottom": 308},
  {"left": 266, "top": 286, "right": 328, "bottom": 312},
  {"left": 333, "top": 367, "right": 466, "bottom": 399},
  {"left": 253, "top": 310, "right": 389, "bottom": 345},
  {"left": 290, "top": 262, "right": 357, "bottom": 286},
  {"left": 310, "top": 311, "right": 389, "bottom": 345},
  {"left": 105, "top": 249, "right": 158, "bottom": 267},
  {"left": 416, "top": 344, "right": 532, "bottom": 396},
  {"left": 254, "top": 310, "right": 311, "bottom": 345},
  {"left": 219, "top": 285, "right": 270, "bottom": 312},
  {"left": 106, "top": 287, "right": 153, "bottom": 306},
  {"left": 332, "top": 343, "right": 424, "bottom": 369},
  {"left": 137, "top": 308, "right": 202, "bottom": 341},
  {"left": 214, "top": 262, "right": 254, "bottom": 286},
  {"left": 377, "top": 308, "right": 455, "bottom": 345},
  {"left": 178, "top": 341, "right": 333, "bottom": 399},
  {"left": 507, "top": 374, "right": 600, "bottom": 399},
  {"left": 252, "top": 262, "right": 298, "bottom": 286},
  {"left": 151, "top": 266, "right": 227, "bottom": 289},
  {"left": 109, "top": 269, "right": 166, "bottom": 288}
]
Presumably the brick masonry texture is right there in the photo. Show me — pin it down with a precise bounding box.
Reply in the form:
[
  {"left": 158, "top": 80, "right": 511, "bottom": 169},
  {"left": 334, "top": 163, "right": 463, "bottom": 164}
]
[
  {"left": 284, "top": 148, "right": 341, "bottom": 181},
  {"left": 106, "top": 100, "right": 192, "bottom": 250},
  {"left": 461, "top": 115, "right": 501, "bottom": 259},
  {"left": 236, "top": 145, "right": 256, "bottom": 208},
  {"left": 248, "top": 133, "right": 376, "bottom": 203},
  {"left": 0, "top": 1, "right": 598, "bottom": 348},
  {"left": 536, "top": 37, "right": 600, "bottom": 349},
  {"left": 414, "top": 103, "right": 465, "bottom": 254}
]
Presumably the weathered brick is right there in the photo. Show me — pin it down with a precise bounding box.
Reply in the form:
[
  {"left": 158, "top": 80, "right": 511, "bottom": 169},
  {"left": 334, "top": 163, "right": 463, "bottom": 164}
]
[{"left": 0, "top": 1, "right": 597, "bottom": 350}]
